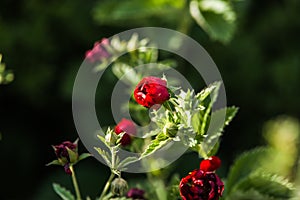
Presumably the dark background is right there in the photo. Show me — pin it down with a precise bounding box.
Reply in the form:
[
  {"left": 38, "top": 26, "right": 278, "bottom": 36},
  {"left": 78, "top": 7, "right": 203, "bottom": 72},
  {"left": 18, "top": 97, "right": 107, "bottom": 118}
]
[{"left": 1, "top": 0, "right": 300, "bottom": 199}]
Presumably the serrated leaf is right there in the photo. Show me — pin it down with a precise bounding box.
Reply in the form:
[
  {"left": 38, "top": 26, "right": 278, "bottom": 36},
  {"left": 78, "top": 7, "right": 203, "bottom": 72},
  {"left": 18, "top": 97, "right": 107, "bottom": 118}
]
[
  {"left": 231, "top": 171, "right": 294, "bottom": 199},
  {"left": 197, "top": 82, "right": 221, "bottom": 136},
  {"left": 141, "top": 133, "right": 170, "bottom": 158},
  {"left": 52, "top": 183, "right": 75, "bottom": 200},
  {"left": 226, "top": 147, "right": 270, "bottom": 194},
  {"left": 201, "top": 106, "right": 238, "bottom": 152},
  {"left": 227, "top": 189, "right": 281, "bottom": 200},
  {"left": 189, "top": 0, "right": 236, "bottom": 43},
  {"left": 94, "top": 147, "right": 112, "bottom": 167}
]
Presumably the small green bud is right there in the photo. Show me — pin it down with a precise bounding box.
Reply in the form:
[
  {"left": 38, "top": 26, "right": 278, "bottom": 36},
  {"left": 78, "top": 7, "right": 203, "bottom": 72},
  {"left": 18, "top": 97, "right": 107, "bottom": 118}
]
[
  {"left": 111, "top": 177, "right": 128, "bottom": 196},
  {"left": 163, "top": 122, "right": 178, "bottom": 137}
]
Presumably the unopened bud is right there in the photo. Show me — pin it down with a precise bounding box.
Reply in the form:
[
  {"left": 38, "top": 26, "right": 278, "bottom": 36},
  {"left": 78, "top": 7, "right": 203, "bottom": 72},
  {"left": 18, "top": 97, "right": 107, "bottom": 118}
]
[{"left": 111, "top": 177, "right": 128, "bottom": 196}]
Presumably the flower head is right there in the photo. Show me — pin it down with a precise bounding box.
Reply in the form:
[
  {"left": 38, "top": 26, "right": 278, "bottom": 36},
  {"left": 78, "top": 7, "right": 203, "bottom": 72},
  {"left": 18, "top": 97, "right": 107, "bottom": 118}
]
[
  {"left": 48, "top": 139, "right": 90, "bottom": 175},
  {"left": 54, "top": 141, "right": 77, "bottom": 161},
  {"left": 134, "top": 76, "right": 170, "bottom": 108},
  {"left": 85, "top": 38, "right": 110, "bottom": 63},
  {"left": 51, "top": 140, "right": 78, "bottom": 175},
  {"left": 180, "top": 157, "right": 224, "bottom": 200},
  {"left": 180, "top": 170, "right": 224, "bottom": 200},
  {"left": 114, "top": 118, "right": 136, "bottom": 146},
  {"left": 127, "top": 188, "right": 146, "bottom": 199}
]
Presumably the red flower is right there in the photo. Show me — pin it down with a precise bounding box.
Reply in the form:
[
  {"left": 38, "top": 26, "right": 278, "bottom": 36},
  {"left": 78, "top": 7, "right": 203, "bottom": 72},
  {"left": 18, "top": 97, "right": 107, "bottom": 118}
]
[
  {"left": 85, "top": 38, "right": 110, "bottom": 63},
  {"left": 114, "top": 118, "right": 136, "bottom": 146},
  {"left": 53, "top": 141, "right": 78, "bottom": 175},
  {"left": 134, "top": 76, "right": 170, "bottom": 108},
  {"left": 127, "top": 188, "right": 146, "bottom": 199},
  {"left": 180, "top": 169, "right": 224, "bottom": 200},
  {"left": 200, "top": 156, "right": 221, "bottom": 172},
  {"left": 54, "top": 141, "right": 77, "bottom": 161}
]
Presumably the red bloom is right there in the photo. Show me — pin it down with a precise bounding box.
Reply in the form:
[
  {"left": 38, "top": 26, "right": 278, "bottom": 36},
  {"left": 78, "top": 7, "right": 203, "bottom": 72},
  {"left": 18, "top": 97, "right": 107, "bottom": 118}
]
[
  {"left": 200, "top": 156, "right": 221, "bottom": 172},
  {"left": 85, "top": 38, "right": 110, "bottom": 63},
  {"left": 54, "top": 141, "right": 77, "bottom": 161},
  {"left": 53, "top": 141, "right": 78, "bottom": 175},
  {"left": 180, "top": 169, "right": 224, "bottom": 200},
  {"left": 134, "top": 76, "right": 170, "bottom": 108},
  {"left": 127, "top": 188, "right": 146, "bottom": 199},
  {"left": 114, "top": 118, "right": 137, "bottom": 146}
]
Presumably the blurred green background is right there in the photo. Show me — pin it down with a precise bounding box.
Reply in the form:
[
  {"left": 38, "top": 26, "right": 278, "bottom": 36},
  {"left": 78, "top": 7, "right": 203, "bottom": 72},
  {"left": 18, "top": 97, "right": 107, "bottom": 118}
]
[{"left": 1, "top": 0, "right": 300, "bottom": 199}]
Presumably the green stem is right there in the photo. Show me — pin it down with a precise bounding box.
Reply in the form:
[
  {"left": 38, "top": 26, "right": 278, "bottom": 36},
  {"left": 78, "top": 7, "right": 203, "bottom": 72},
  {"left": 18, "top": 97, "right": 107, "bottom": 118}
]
[
  {"left": 70, "top": 165, "right": 82, "bottom": 200},
  {"left": 99, "top": 172, "right": 115, "bottom": 200},
  {"left": 198, "top": 144, "right": 209, "bottom": 159}
]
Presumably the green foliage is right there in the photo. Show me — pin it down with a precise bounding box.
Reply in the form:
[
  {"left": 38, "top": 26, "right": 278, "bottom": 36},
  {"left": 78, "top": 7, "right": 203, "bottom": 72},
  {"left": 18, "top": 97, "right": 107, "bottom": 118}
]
[
  {"left": 141, "top": 133, "right": 170, "bottom": 158},
  {"left": 0, "top": 54, "right": 14, "bottom": 84},
  {"left": 226, "top": 147, "right": 270, "bottom": 194},
  {"left": 189, "top": 0, "right": 237, "bottom": 43},
  {"left": 93, "top": 0, "right": 185, "bottom": 25},
  {"left": 52, "top": 183, "right": 75, "bottom": 200},
  {"left": 225, "top": 147, "right": 295, "bottom": 199}
]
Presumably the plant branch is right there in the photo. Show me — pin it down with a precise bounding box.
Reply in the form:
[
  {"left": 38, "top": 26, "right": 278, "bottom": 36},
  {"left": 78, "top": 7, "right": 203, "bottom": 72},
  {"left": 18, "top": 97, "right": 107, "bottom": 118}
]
[{"left": 70, "top": 165, "right": 82, "bottom": 200}]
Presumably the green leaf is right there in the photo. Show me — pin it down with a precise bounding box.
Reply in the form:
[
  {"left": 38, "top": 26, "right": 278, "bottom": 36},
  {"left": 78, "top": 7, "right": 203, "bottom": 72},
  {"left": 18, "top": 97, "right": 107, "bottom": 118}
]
[
  {"left": 226, "top": 147, "right": 270, "bottom": 194},
  {"left": 230, "top": 171, "right": 294, "bottom": 199},
  {"left": 97, "top": 134, "right": 111, "bottom": 149},
  {"left": 94, "top": 147, "right": 112, "bottom": 167},
  {"left": 46, "top": 159, "right": 62, "bottom": 166},
  {"left": 227, "top": 189, "right": 284, "bottom": 200},
  {"left": 93, "top": 0, "right": 185, "bottom": 25},
  {"left": 78, "top": 153, "right": 91, "bottom": 162},
  {"left": 66, "top": 147, "right": 78, "bottom": 163},
  {"left": 117, "top": 156, "right": 139, "bottom": 170},
  {"left": 189, "top": 0, "right": 236, "bottom": 43},
  {"left": 201, "top": 106, "right": 238, "bottom": 152},
  {"left": 141, "top": 133, "right": 170, "bottom": 158},
  {"left": 197, "top": 82, "right": 221, "bottom": 136},
  {"left": 52, "top": 183, "right": 75, "bottom": 200}
]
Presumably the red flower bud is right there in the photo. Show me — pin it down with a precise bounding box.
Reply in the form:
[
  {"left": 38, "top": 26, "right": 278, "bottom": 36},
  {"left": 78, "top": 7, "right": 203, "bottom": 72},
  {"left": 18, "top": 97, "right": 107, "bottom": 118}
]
[
  {"left": 200, "top": 156, "right": 221, "bottom": 172},
  {"left": 114, "top": 118, "right": 136, "bottom": 146},
  {"left": 54, "top": 141, "right": 77, "bottom": 162},
  {"left": 180, "top": 169, "right": 224, "bottom": 200},
  {"left": 85, "top": 38, "right": 110, "bottom": 63},
  {"left": 53, "top": 141, "right": 78, "bottom": 175},
  {"left": 134, "top": 76, "right": 170, "bottom": 108}
]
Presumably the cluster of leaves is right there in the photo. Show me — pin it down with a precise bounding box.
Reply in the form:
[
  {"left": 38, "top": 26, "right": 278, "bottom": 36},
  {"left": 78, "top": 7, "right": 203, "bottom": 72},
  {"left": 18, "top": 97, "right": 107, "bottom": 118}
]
[
  {"left": 93, "top": 0, "right": 238, "bottom": 43},
  {"left": 224, "top": 117, "right": 300, "bottom": 200},
  {"left": 143, "top": 82, "right": 238, "bottom": 158}
]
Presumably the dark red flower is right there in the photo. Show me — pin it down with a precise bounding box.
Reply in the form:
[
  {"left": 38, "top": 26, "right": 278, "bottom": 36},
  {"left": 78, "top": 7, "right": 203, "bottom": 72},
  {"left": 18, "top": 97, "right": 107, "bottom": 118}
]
[
  {"left": 53, "top": 141, "right": 78, "bottom": 175},
  {"left": 179, "top": 169, "right": 224, "bottom": 200},
  {"left": 114, "top": 118, "right": 136, "bottom": 146},
  {"left": 127, "top": 188, "right": 145, "bottom": 199},
  {"left": 54, "top": 141, "right": 77, "bottom": 161},
  {"left": 85, "top": 38, "right": 110, "bottom": 63},
  {"left": 134, "top": 76, "right": 170, "bottom": 108},
  {"left": 200, "top": 156, "right": 221, "bottom": 172}
]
